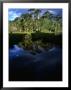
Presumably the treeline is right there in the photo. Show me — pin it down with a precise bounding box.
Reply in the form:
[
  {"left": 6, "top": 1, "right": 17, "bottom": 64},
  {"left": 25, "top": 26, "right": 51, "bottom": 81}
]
[{"left": 9, "top": 9, "right": 62, "bottom": 34}]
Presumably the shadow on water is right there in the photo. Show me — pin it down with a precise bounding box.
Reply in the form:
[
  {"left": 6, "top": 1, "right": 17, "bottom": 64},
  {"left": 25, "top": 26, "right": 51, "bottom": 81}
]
[{"left": 9, "top": 32, "right": 62, "bottom": 81}]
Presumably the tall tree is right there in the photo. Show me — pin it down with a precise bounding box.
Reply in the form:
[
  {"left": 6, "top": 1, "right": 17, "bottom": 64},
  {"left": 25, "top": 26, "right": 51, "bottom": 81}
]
[{"left": 28, "top": 9, "right": 41, "bottom": 32}]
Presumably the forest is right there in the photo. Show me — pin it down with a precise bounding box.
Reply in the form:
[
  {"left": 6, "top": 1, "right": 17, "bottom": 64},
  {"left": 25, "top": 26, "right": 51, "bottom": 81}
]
[{"left": 9, "top": 9, "right": 62, "bottom": 34}]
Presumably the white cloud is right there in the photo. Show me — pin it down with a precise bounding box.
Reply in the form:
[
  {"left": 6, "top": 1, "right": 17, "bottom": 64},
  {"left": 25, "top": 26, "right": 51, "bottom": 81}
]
[
  {"left": 48, "top": 10, "right": 56, "bottom": 15},
  {"left": 8, "top": 10, "right": 21, "bottom": 21}
]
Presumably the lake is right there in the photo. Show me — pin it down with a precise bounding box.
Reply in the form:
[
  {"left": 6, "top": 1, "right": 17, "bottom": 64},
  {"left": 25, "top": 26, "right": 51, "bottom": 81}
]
[
  {"left": 9, "top": 44, "right": 62, "bottom": 81},
  {"left": 9, "top": 32, "right": 62, "bottom": 81}
]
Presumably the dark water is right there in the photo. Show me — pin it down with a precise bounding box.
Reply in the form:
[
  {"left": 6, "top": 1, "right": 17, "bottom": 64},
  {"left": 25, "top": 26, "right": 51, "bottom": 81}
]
[{"left": 9, "top": 45, "right": 62, "bottom": 81}]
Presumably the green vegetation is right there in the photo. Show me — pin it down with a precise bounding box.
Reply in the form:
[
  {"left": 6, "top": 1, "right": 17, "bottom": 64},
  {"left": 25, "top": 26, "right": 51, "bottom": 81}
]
[{"left": 9, "top": 9, "right": 62, "bottom": 34}]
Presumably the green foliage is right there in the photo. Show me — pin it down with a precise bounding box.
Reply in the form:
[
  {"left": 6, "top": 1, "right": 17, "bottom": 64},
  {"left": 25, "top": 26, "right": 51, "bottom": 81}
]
[{"left": 9, "top": 9, "right": 62, "bottom": 34}]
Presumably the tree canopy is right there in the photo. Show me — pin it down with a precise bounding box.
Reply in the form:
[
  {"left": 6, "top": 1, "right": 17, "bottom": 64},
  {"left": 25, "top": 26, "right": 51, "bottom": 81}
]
[{"left": 9, "top": 9, "right": 62, "bottom": 34}]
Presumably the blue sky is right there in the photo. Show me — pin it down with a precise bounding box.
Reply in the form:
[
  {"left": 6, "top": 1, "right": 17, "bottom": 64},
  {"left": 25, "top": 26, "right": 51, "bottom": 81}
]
[{"left": 8, "top": 9, "right": 62, "bottom": 21}]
